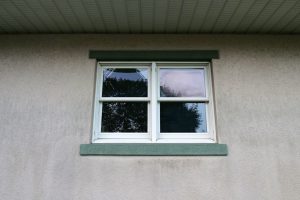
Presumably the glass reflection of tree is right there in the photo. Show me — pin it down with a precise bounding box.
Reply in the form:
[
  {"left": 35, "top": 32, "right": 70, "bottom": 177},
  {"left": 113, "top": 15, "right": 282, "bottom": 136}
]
[
  {"left": 160, "top": 85, "right": 182, "bottom": 97},
  {"left": 102, "top": 102, "right": 147, "bottom": 132},
  {"left": 101, "top": 74, "right": 202, "bottom": 133},
  {"left": 160, "top": 86, "right": 203, "bottom": 132},
  {"left": 102, "top": 69, "right": 148, "bottom": 132},
  {"left": 103, "top": 69, "right": 147, "bottom": 97}
]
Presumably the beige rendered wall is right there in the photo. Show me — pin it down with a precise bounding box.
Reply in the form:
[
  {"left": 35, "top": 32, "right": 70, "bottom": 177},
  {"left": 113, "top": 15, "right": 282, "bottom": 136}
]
[{"left": 0, "top": 35, "right": 299, "bottom": 200}]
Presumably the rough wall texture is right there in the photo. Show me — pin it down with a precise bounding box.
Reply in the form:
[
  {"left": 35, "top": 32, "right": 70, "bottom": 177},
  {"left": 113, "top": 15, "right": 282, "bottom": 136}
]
[{"left": 0, "top": 35, "right": 299, "bottom": 200}]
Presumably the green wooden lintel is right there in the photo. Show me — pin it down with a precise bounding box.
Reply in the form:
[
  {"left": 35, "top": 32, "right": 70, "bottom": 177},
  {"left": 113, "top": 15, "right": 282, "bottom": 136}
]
[
  {"left": 80, "top": 143, "right": 228, "bottom": 156},
  {"left": 89, "top": 50, "right": 219, "bottom": 61}
]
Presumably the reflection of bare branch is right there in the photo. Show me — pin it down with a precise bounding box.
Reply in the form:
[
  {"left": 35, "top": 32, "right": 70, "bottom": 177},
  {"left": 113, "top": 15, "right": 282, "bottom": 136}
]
[
  {"left": 102, "top": 102, "right": 147, "bottom": 132},
  {"left": 103, "top": 78, "right": 147, "bottom": 97}
]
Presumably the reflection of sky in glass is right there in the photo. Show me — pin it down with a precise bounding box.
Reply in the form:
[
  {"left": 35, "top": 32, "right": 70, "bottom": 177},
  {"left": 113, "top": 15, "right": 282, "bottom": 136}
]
[{"left": 160, "top": 68, "right": 205, "bottom": 97}]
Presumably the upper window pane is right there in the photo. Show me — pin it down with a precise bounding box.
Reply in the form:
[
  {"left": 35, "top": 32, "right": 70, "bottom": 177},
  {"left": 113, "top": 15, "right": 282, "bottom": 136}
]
[
  {"left": 102, "top": 68, "right": 148, "bottom": 97},
  {"left": 159, "top": 68, "right": 206, "bottom": 97}
]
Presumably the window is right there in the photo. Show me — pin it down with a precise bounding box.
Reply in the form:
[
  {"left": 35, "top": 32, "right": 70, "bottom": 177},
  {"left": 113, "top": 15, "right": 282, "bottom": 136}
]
[
  {"left": 81, "top": 51, "right": 227, "bottom": 155},
  {"left": 92, "top": 62, "right": 216, "bottom": 143}
]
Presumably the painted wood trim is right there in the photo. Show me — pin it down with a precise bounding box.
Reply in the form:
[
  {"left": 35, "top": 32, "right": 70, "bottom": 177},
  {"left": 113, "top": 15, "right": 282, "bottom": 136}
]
[
  {"left": 89, "top": 50, "right": 219, "bottom": 61},
  {"left": 80, "top": 143, "right": 228, "bottom": 156}
]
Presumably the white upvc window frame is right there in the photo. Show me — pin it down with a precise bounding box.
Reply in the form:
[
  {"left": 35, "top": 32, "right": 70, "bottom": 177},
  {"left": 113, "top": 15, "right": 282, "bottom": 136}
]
[{"left": 92, "top": 61, "right": 216, "bottom": 143}]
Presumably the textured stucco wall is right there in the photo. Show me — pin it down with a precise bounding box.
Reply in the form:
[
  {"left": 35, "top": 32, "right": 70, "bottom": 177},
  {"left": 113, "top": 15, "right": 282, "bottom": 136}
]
[{"left": 0, "top": 35, "right": 299, "bottom": 200}]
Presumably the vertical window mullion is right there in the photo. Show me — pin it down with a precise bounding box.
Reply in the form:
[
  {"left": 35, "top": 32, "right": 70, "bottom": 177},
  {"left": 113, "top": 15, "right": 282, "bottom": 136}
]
[{"left": 151, "top": 62, "right": 157, "bottom": 142}]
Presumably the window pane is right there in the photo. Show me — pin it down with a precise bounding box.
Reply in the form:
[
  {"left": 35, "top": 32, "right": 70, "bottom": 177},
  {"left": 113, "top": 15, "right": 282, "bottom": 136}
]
[
  {"left": 160, "top": 103, "right": 207, "bottom": 133},
  {"left": 102, "top": 68, "right": 148, "bottom": 97},
  {"left": 159, "top": 68, "right": 206, "bottom": 97},
  {"left": 101, "top": 102, "right": 147, "bottom": 132}
]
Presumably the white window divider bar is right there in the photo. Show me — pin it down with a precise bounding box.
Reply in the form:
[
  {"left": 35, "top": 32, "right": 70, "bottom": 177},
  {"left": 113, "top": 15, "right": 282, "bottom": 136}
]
[{"left": 151, "top": 62, "right": 157, "bottom": 142}]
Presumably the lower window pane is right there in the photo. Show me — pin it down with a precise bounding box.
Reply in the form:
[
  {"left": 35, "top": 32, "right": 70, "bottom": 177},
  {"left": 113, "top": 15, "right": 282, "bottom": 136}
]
[
  {"left": 160, "top": 103, "right": 207, "bottom": 133},
  {"left": 101, "top": 102, "right": 147, "bottom": 133}
]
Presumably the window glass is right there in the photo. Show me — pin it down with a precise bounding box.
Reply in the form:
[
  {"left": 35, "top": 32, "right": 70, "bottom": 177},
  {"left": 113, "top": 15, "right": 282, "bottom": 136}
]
[
  {"left": 93, "top": 62, "right": 215, "bottom": 143},
  {"left": 160, "top": 102, "right": 207, "bottom": 133},
  {"left": 101, "top": 102, "right": 148, "bottom": 132},
  {"left": 159, "top": 68, "right": 206, "bottom": 97},
  {"left": 102, "top": 68, "right": 148, "bottom": 97}
]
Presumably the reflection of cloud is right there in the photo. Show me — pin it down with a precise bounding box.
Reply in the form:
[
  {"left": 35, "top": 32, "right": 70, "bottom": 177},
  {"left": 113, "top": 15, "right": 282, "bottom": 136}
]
[{"left": 160, "top": 69, "right": 205, "bottom": 97}]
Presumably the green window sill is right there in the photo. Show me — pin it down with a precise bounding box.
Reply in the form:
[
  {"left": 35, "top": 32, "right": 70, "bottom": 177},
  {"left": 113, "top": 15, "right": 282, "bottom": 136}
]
[{"left": 80, "top": 143, "right": 228, "bottom": 156}]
